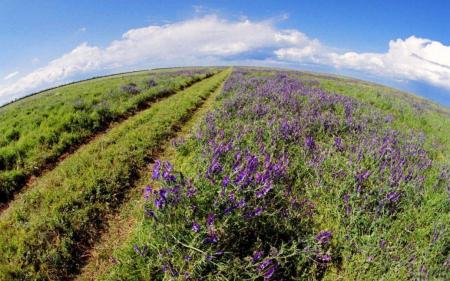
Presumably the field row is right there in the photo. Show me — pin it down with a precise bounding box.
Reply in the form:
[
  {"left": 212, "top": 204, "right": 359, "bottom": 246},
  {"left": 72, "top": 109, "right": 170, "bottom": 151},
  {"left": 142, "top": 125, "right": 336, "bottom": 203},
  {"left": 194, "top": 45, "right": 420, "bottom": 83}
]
[
  {"left": 0, "top": 68, "right": 217, "bottom": 205},
  {"left": 0, "top": 69, "right": 231, "bottom": 280}
]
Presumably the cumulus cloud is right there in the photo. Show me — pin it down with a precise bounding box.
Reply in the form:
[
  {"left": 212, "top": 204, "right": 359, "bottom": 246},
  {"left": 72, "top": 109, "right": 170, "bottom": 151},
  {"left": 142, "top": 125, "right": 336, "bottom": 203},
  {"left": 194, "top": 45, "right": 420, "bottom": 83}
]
[
  {"left": 1, "top": 15, "right": 450, "bottom": 102},
  {"left": 0, "top": 16, "right": 308, "bottom": 100},
  {"left": 275, "top": 36, "right": 450, "bottom": 91}
]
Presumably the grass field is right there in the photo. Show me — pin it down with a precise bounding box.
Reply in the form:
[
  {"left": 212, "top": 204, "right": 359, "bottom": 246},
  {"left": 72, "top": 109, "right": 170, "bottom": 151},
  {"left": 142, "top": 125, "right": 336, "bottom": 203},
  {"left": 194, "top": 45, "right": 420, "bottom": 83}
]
[
  {"left": 0, "top": 69, "right": 230, "bottom": 280},
  {"left": 0, "top": 67, "right": 448, "bottom": 280},
  {"left": 0, "top": 67, "right": 217, "bottom": 205}
]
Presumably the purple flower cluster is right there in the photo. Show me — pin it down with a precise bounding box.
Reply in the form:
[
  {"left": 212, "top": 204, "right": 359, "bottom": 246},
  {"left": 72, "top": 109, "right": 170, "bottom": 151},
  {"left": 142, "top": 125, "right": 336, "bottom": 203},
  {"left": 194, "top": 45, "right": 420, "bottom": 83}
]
[
  {"left": 120, "top": 82, "right": 141, "bottom": 95},
  {"left": 137, "top": 69, "right": 439, "bottom": 279}
]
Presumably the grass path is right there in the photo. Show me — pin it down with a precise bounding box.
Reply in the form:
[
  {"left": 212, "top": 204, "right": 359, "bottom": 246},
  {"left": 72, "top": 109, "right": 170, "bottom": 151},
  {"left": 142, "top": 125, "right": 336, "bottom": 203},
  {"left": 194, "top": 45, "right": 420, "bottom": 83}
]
[
  {"left": 0, "top": 69, "right": 230, "bottom": 280},
  {"left": 74, "top": 69, "right": 230, "bottom": 281}
]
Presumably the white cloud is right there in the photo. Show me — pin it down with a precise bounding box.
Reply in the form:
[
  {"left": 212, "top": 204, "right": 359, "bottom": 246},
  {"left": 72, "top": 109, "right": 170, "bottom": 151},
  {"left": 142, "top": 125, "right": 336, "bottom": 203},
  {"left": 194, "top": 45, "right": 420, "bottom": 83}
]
[
  {"left": 0, "top": 15, "right": 304, "bottom": 99},
  {"left": 3, "top": 71, "right": 19, "bottom": 80},
  {"left": 275, "top": 36, "right": 450, "bottom": 91},
  {"left": 1, "top": 15, "right": 450, "bottom": 102}
]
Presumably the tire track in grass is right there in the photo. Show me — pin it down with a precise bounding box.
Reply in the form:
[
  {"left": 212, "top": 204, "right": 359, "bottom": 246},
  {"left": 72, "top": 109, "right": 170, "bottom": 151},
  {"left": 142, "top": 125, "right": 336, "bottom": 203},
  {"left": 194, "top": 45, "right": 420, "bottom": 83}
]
[
  {"left": 0, "top": 71, "right": 216, "bottom": 215},
  {"left": 0, "top": 69, "right": 231, "bottom": 281},
  {"left": 74, "top": 70, "right": 230, "bottom": 281}
]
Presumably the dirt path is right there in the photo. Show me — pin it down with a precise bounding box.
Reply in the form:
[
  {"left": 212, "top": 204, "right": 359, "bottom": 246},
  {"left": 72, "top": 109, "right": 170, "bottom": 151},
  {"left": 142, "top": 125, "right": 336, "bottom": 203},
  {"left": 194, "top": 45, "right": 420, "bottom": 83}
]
[
  {"left": 0, "top": 73, "right": 213, "bottom": 215},
  {"left": 74, "top": 69, "right": 230, "bottom": 281}
]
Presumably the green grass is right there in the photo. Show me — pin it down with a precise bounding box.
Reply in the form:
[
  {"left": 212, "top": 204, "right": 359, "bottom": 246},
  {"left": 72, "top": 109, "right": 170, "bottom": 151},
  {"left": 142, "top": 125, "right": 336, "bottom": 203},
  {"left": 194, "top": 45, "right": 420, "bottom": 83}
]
[
  {"left": 75, "top": 70, "right": 230, "bottom": 281},
  {"left": 0, "top": 69, "right": 231, "bottom": 280},
  {"left": 0, "top": 68, "right": 217, "bottom": 203}
]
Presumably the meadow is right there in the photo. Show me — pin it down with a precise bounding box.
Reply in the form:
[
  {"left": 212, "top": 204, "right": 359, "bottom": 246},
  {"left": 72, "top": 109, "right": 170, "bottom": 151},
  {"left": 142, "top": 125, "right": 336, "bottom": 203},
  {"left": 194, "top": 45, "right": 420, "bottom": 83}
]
[
  {"left": 0, "top": 67, "right": 448, "bottom": 280},
  {"left": 0, "top": 67, "right": 216, "bottom": 205},
  {"left": 0, "top": 69, "right": 229, "bottom": 280},
  {"left": 103, "top": 69, "right": 449, "bottom": 280}
]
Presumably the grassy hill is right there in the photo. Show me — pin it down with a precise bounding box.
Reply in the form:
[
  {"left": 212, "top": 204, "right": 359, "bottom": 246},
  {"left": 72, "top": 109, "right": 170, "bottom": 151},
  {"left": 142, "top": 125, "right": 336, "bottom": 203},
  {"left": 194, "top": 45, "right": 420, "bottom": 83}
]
[{"left": 0, "top": 67, "right": 448, "bottom": 280}]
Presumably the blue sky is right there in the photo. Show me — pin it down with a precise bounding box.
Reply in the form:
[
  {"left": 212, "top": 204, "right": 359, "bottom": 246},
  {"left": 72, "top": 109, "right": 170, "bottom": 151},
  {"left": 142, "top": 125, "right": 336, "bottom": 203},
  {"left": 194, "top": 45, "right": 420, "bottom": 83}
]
[{"left": 1, "top": 0, "right": 449, "bottom": 106}]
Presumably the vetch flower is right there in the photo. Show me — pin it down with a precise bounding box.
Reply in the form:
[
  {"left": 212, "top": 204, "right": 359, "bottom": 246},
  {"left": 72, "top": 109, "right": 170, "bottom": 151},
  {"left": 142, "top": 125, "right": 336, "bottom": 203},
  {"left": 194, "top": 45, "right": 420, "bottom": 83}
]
[
  {"left": 264, "top": 265, "right": 276, "bottom": 280},
  {"left": 192, "top": 221, "right": 201, "bottom": 233},
  {"left": 253, "top": 250, "right": 263, "bottom": 263},
  {"left": 305, "top": 136, "right": 315, "bottom": 150},
  {"left": 317, "top": 254, "right": 332, "bottom": 263},
  {"left": 152, "top": 160, "right": 161, "bottom": 180},
  {"left": 144, "top": 185, "right": 152, "bottom": 200},
  {"left": 207, "top": 213, "right": 215, "bottom": 226},
  {"left": 133, "top": 244, "right": 147, "bottom": 257},
  {"left": 316, "top": 230, "right": 333, "bottom": 245}
]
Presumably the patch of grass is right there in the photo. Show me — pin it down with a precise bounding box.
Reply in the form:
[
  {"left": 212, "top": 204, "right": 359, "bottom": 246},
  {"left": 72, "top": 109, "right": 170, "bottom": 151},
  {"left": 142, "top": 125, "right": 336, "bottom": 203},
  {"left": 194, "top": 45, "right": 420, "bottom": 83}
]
[
  {"left": 0, "top": 69, "right": 231, "bottom": 280},
  {"left": 0, "top": 68, "right": 217, "bottom": 203}
]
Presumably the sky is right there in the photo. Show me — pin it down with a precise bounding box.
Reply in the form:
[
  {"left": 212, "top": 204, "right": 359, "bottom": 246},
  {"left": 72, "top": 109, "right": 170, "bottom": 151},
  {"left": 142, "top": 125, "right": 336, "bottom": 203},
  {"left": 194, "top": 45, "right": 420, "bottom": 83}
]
[{"left": 1, "top": 0, "right": 449, "bottom": 107}]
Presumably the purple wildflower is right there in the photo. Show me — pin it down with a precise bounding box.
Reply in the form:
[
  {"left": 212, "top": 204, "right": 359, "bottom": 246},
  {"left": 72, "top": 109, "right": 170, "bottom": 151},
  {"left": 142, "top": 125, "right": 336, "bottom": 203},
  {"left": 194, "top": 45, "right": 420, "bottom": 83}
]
[
  {"left": 264, "top": 265, "right": 276, "bottom": 280},
  {"left": 258, "top": 259, "right": 273, "bottom": 271},
  {"left": 133, "top": 244, "right": 147, "bottom": 257},
  {"left": 317, "top": 254, "right": 332, "bottom": 263},
  {"left": 144, "top": 185, "right": 152, "bottom": 200},
  {"left": 154, "top": 198, "right": 164, "bottom": 209},
  {"left": 203, "top": 232, "right": 218, "bottom": 244},
  {"left": 256, "top": 182, "right": 272, "bottom": 198},
  {"left": 192, "top": 221, "right": 201, "bottom": 233},
  {"left": 237, "top": 199, "right": 246, "bottom": 208},
  {"left": 186, "top": 186, "right": 197, "bottom": 197},
  {"left": 207, "top": 213, "right": 215, "bottom": 226},
  {"left": 387, "top": 191, "right": 401, "bottom": 203},
  {"left": 152, "top": 160, "right": 161, "bottom": 179},
  {"left": 305, "top": 136, "right": 315, "bottom": 150},
  {"left": 253, "top": 251, "right": 264, "bottom": 263},
  {"left": 145, "top": 209, "right": 156, "bottom": 219},
  {"left": 334, "top": 137, "right": 343, "bottom": 150},
  {"left": 222, "top": 176, "right": 230, "bottom": 187},
  {"left": 316, "top": 230, "right": 333, "bottom": 245}
]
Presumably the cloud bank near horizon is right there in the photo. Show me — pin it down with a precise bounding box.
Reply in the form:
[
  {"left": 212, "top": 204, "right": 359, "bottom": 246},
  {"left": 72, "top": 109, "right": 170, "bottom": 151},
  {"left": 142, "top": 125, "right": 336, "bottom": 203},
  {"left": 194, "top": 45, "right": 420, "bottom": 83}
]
[{"left": 1, "top": 15, "right": 450, "bottom": 103}]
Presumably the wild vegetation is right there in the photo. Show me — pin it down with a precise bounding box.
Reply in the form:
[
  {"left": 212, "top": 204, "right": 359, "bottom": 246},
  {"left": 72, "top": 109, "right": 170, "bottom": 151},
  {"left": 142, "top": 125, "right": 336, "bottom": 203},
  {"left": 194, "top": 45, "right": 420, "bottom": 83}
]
[
  {"left": 0, "top": 67, "right": 448, "bottom": 281},
  {"left": 0, "top": 68, "right": 216, "bottom": 204},
  {"left": 102, "top": 69, "right": 449, "bottom": 280},
  {"left": 0, "top": 69, "right": 230, "bottom": 280}
]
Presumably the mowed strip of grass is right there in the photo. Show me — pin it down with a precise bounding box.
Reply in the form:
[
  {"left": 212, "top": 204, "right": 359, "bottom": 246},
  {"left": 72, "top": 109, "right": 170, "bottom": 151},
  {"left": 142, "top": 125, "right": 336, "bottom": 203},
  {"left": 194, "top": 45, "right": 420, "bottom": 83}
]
[
  {"left": 0, "top": 69, "right": 230, "bottom": 281},
  {"left": 0, "top": 68, "right": 216, "bottom": 204},
  {"left": 76, "top": 71, "right": 229, "bottom": 281}
]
